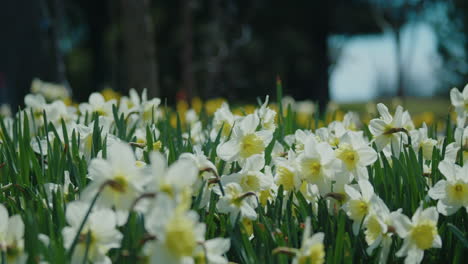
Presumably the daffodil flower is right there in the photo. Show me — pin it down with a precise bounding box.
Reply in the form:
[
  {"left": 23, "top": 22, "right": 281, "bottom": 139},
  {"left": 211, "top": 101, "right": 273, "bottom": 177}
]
[
  {"left": 62, "top": 201, "right": 122, "bottom": 264},
  {"left": 215, "top": 182, "right": 258, "bottom": 224},
  {"left": 428, "top": 160, "right": 468, "bottom": 215},
  {"left": 82, "top": 142, "right": 148, "bottom": 215},
  {"left": 0, "top": 204, "right": 27, "bottom": 264},
  {"left": 211, "top": 102, "right": 238, "bottom": 140},
  {"left": 221, "top": 154, "right": 272, "bottom": 193},
  {"left": 216, "top": 113, "right": 273, "bottom": 163},
  {"left": 144, "top": 195, "right": 206, "bottom": 264},
  {"left": 297, "top": 135, "right": 336, "bottom": 195},
  {"left": 450, "top": 85, "right": 468, "bottom": 127},
  {"left": 343, "top": 179, "right": 375, "bottom": 235},
  {"left": 410, "top": 123, "right": 438, "bottom": 161},
  {"left": 363, "top": 196, "right": 402, "bottom": 264},
  {"left": 292, "top": 218, "right": 325, "bottom": 264},
  {"left": 274, "top": 150, "right": 302, "bottom": 192},
  {"left": 369, "top": 103, "right": 407, "bottom": 155},
  {"left": 393, "top": 206, "right": 441, "bottom": 264},
  {"left": 335, "top": 131, "right": 377, "bottom": 180}
]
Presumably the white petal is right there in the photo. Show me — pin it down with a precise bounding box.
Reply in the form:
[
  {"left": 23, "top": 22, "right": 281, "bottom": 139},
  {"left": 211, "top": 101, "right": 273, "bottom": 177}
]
[
  {"left": 428, "top": 180, "right": 447, "bottom": 200},
  {"left": 216, "top": 139, "right": 241, "bottom": 162},
  {"left": 373, "top": 136, "right": 390, "bottom": 152},
  {"left": 6, "top": 215, "right": 24, "bottom": 243},
  {"left": 256, "top": 130, "right": 273, "bottom": 147},
  {"left": 150, "top": 152, "right": 167, "bottom": 177},
  {"left": 438, "top": 160, "right": 457, "bottom": 182},
  {"left": 66, "top": 201, "right": 89, "bottom": 227},
  {"left": 432, "top": 235, "right": 442, "bottom": 248},
  {"left": 243, "top": 154, "right": 265, "bottom": 172},
  {"left": 421, "top": 207, "right": 438, "bottom": 223},
  {"left": 317, "top": 142, "right": 335, "bottom": 164},
  {"left": 369, "top": 119, "right": 387, "bottom": 136},
  {"left": 89, "top": 92, "right": 105, "bottom": 106},
  {"left": 0, "top": 204, "right": 9, "bottom": 235},
  {"left": 404, "top": 248, "right": 424, "bottom": 264},
  {"left": 344, "top": 184, "right": 361, "bottom": 200},
  {"left": 377, "top": 103, "right": 392, "bottom": 123},
  {"left": 437, "top": 200, "right": 460, "bottom": 216},
  {"left": 240, "top": 114, "right": 259, "bottom": 134},
  {"left": 450, "top": 88, "right": 464, "bottom": 106},
  {"left": 167, "top": 159, "right": 198, "bottom": 187},
  {"left": 357, "top": 146, "right": 377, "bottom": 166},
  {"left": 108, "top": 142, "right": 136, "bottom": 169},
  {"left": 358, "top": 180, "right": 374, "bottom": 201},
  {"left": 392, "top": 214, "right": 412, "bottom": 238},
  {"left": 206, "top": 238, "right": 231, "bottom": 254}
]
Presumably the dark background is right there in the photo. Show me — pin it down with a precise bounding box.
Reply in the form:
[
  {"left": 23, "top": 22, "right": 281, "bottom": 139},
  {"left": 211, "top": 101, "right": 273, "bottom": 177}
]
[{"left": 1, "top": 0, "right": 467, "bottom": 109}]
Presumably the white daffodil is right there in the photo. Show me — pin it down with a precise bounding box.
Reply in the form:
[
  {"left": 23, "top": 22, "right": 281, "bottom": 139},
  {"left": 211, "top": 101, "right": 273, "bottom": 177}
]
[
  {"left": 274, "top": 150, "right": 302, "bottom": 192},
  {"left": 316, "top": 121, "right": 347, "bottom": 148},
  {"left": 299, "top": 182, "right": 320, "bottom": 215},
  {"left": 147, "top": 151, "right": 198, "bottom": 207},
  {"left": 82, "top": 142, "right": 147, "bottom": 214},
  {"left": 193, "top": 238, "right": 231, "bottom": 264},
  {"left": 221, "top": 154, "right": 272, "bottom": 193},
  {"left": 179, "top": 146, "right": 219, "bottom": 209},
  {"left": 450, "top": 85, "right": 468, "bottom": 127},
  {"left": 325, "top": 170, "right": 353, "bottom": 215},
  {"left": 24, "top": 93, "right": 49, "bottom": 127},
  {"left": 44, "top": 171, "right": 75, "bottom": 206},
  {"left": 428, "top": 160, "right": 468, "bottom": 215},
  {"left": 369, "top": 103, "right": 407, "bottom": 155},
  {"left": 343, "top": 179, "right": 375, "bottom": 235},
  {"left": 335, "top": 131, "right": 377, "bottom": 180},
  {"left": 297, "top": 135, "right": 336, "bottom": 195},
  {"left": 119, "top": 88, "right": 145, "bottom": 114},
  {"left": 120, "top": 88, "right": 161, "bottom": 124},
  {"left": 216, "top": 182, "right": 258, "bottom": 224},
  {"left": 0, "top": 204, "right": 27, "bottom": 264},
  {"left": 73, "top": 121, "right": 118, "bottom": 161},
  {"left": 216, "top": 113, "right": 273, "bottom": 163},
  {"left": 410, "top": 123, "right": 438, "bottom": 160},
  {"left": 211, "top": 102, "right": 237, "bottom": 140},
  {"left": 292, "top": 218, "right": 325, "bottom": 264},
  {"left": 62, "top": 201, "right": 122, "bottom": 264},
  {"left": 79, "top": 92, "right": 116, "bottom": 117},
  {"left": 343, "top": 112, "right": 362, "bottom": 131},
  {"left": 45, "top": 100, "right": 77, "bottom": 127},
  {"left": 144, "top": 195, "right": 206, "bottom": 264},
  {"left": 293, "top": 129, "right": 314, "bottom": 153},
  {"left": 255, "top": 96, "right": 276, "bottom": 131},
  {"left": 363, "top": 196, "right": 402, "bottom": 264},
  {"left": 184, "top": 121, "right": 206, "bottom": 145},
  {"left": 393, "top": 206, "right": 441, "bottom": 264},
  {"left": 180, "top": 146, "right": 218, "bottom": 184},
  {"left": 402, "top": 110, "right": 415, "bottom": 132},
  {"left": 258, "top": 166, "right": 278, "bottom": 207},
  {"left": 31, "top": 78, "right": 70, "bottom": 101},
  {"left": 450, "top": 126, "right": 468, "bottom": 163}
]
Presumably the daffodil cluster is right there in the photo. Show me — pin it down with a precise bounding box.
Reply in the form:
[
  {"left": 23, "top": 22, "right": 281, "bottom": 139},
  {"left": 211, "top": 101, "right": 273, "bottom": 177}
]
[{"left": 0, "top": 82, "right": 467, "bottom": 263}]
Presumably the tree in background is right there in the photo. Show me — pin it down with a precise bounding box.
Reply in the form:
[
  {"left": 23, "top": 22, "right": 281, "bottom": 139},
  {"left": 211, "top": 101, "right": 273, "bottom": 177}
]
[
  {"left": 3, "top": 0, "right": 468, "bottom": 106},
  {"left": 121, "top": 0, "right": 159, "bottom": 98}
]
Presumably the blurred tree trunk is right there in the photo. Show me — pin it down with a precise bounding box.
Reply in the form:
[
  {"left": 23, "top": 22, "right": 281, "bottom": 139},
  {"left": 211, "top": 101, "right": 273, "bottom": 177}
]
[
  {"left": 120, "top": 0, "right": 159, "bottom": 97},
  {"left": 395, "top": 27, "right": 404, "bottom": 98},
  {"left": 53, "top": 0, "right": 69, "bottom": 89},
  {"left": 0, "top": 0, "right": 53, "bottom": 107},
  {"left": 180, "top": 0, "right": 195, "bottom": 103}
]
